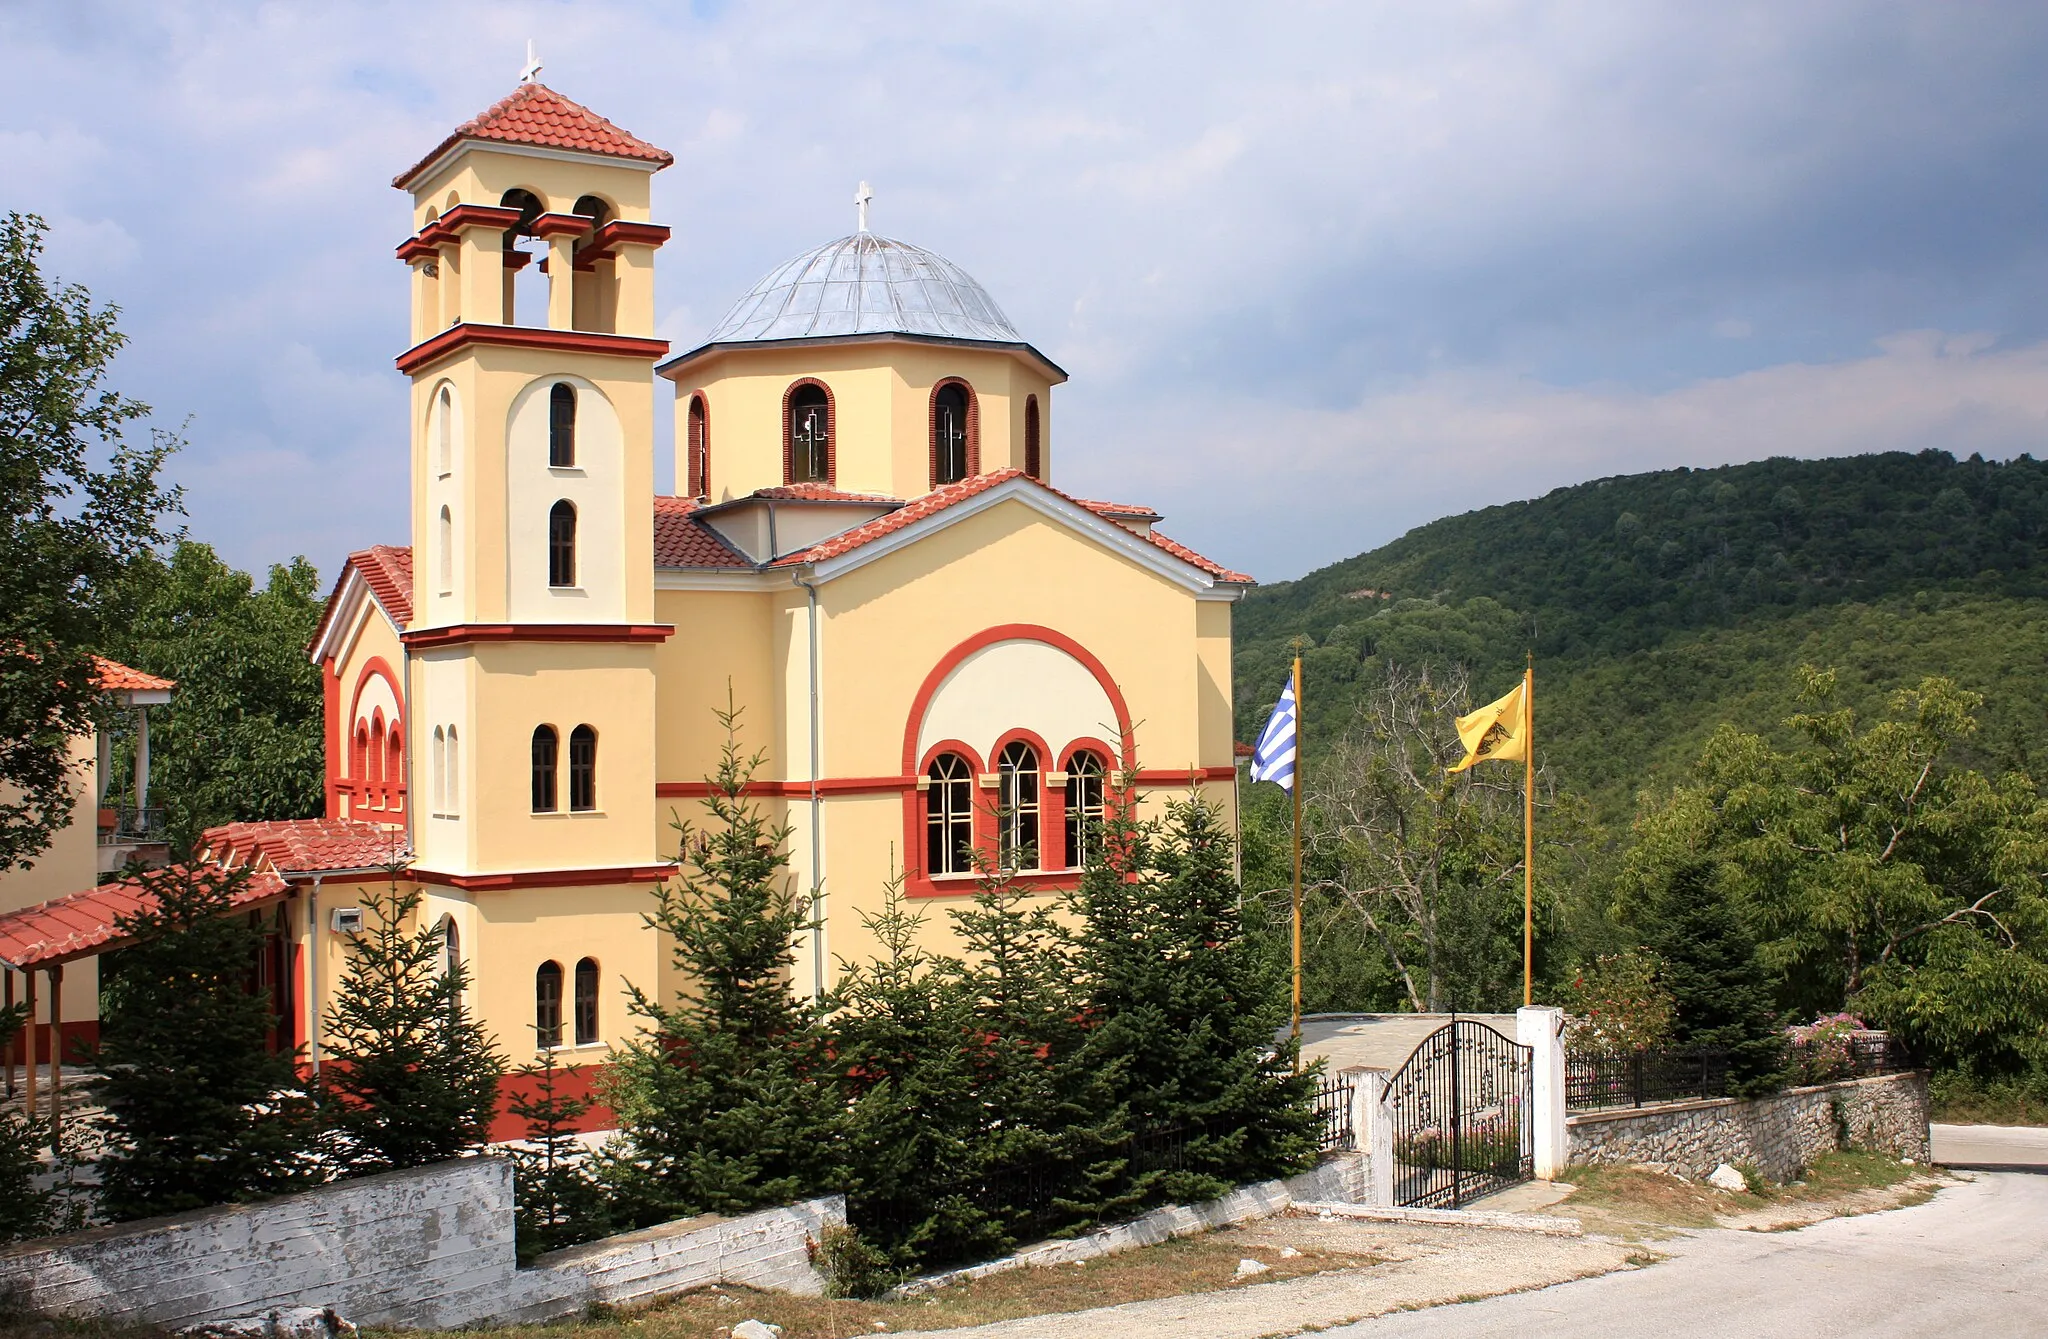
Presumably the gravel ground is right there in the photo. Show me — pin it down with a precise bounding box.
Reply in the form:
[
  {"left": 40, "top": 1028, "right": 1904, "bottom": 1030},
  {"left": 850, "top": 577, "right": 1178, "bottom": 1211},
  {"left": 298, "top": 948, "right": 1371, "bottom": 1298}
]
[{"left": 881, "top": 1214, "right": 1640, "bottom": 1339}]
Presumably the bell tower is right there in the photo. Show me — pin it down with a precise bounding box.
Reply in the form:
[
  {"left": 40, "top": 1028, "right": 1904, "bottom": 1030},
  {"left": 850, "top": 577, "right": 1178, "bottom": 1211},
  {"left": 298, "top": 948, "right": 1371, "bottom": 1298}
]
[{"left": 391, "top": 81, "right": 675, "bottom": 882}]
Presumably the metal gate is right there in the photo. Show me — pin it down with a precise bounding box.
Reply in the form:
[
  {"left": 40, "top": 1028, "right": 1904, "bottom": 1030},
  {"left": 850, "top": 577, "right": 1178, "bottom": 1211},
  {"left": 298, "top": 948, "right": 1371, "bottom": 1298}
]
[{"left": 1385, "top": 1016, "right": 1533, "bottom": 1208}]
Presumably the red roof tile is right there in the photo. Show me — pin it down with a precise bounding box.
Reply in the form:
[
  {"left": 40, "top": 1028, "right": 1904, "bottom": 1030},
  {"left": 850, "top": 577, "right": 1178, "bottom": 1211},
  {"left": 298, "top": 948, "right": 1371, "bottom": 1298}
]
[
  {"left": 203, "top": 818, "right": 408, "bottom": 876},
  {"left": 308, "top": 545, "right": 414, "bottom": 659},
  {"left": 653, "top": 496, "right": 751, "bottom": 569},
  {"left": 0, "top": 865, "right": 287, "bottom": 970},
  {"left": 748, "top": 484, "right": 903, "bottom": 504},
  {"left": 395, "top": 83, "right": 674, "bottom": 189},
  {"left": 92, "top": 656, "right": 174, "bottom": 693},
  {"left": 1071, "top": 497, "right": 1162, "bottom": 521}
]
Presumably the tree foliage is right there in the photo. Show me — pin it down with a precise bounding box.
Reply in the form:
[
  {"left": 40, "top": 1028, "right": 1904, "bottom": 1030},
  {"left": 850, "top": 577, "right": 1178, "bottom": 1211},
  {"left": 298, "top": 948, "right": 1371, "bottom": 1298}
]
[
  {"left": 106, "top": 542, "right": 325, "bottom": 851},
  {"left": 0, "top": 211, "right": 182, "bottom": 870},
  {"left": 320, "top": 879, "right": 503, "bottom": 1174},
  {"left": 507, "top": 1047, "right": 609, "bottom": 1263},
  {"left": 600, "top": 699, "right": 838, "bottom": 1225},
  {"left": 91, "top": 860, "right": 318, "bottom": 1220}
]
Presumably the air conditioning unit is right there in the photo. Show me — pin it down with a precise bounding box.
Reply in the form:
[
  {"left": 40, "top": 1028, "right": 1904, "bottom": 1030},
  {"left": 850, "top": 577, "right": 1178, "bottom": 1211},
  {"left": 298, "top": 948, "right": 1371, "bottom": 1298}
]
[{"left": 330, "top": 907, "right": 365, "bottom": 934}]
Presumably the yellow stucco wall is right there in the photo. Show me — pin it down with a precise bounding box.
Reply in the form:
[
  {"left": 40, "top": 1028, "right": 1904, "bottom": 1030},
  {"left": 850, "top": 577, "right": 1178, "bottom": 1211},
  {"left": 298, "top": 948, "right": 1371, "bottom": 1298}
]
[{"left": 0, "top": 733, "right": 102, "bottom": 1028}]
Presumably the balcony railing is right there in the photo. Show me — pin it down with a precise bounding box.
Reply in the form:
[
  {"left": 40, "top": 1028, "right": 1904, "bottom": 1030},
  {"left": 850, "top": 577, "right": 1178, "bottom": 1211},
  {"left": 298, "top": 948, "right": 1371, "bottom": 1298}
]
[{"left": 99, "top": 806, "right": 167, "bottom": 844}]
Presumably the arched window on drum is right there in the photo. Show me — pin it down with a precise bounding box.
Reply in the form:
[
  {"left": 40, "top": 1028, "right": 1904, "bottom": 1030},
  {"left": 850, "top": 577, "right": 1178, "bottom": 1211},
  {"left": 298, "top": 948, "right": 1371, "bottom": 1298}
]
[
  {"left": 925, "top": 752, "right": 974, "bottom": 877},
  {"left": 1064, "top": 750, "right": 1108, "bottom": 868},
  {"left": 997, "top": 740, "right": 1040, "bottom": 872}
]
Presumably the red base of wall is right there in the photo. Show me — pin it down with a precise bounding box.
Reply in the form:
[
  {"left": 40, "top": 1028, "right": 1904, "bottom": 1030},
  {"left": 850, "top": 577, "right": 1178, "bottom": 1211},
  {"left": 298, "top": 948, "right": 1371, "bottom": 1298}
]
[
  {"left": 488, "top": 1060, "right": 617, "bottom": 1143},
  {"left": 2, "top": 1020, "right": 100, "bottom": 1066}
]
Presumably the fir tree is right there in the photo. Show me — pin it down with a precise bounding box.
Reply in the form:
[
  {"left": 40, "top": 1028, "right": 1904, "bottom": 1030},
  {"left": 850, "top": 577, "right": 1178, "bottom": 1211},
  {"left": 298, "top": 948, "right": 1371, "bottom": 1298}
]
[
  {"left": 0, "top": 1107, "right": 52, "bottom": 1243},
  {"left": 321, "top": 877, "right": 504, "bottom": 1173},
  {"left": 93, "top": 860, "right": 320, "bottom": 1220},
  {"left": 507, "top": 1045, "right": 610, "bottom": 1263},
  {"left": 1639, "top": 861, "right": 1786, "bottom": 1096},
  {"left": 830, "top": 863, "right": 997, "bottom": 1287},
  {"left": 1073, "top": 790, "right": 1320, "bottom": 1204},
  {"left": 600, "top": 697, "right": 838, "bottom": 1224}
]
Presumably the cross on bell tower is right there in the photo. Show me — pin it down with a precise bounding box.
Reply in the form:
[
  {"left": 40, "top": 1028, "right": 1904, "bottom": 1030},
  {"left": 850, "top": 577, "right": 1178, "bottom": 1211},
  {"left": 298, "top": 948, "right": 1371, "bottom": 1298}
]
[{"left": 855, "top": 181, "right": 873, "bottom": 234}]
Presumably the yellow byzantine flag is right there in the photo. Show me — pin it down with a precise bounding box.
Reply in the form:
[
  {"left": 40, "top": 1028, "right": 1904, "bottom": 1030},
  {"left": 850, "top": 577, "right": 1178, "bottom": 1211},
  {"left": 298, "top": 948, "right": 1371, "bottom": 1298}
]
[{"left": 1447, "top": 677, "right": 1529, "bottom": 773}]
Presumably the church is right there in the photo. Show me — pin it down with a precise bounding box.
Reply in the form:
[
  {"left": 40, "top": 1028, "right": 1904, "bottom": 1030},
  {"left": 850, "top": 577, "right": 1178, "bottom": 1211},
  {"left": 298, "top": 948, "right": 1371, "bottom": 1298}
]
[{"left": 3, "top": 78, "right": 1249, "bottom": 1122}]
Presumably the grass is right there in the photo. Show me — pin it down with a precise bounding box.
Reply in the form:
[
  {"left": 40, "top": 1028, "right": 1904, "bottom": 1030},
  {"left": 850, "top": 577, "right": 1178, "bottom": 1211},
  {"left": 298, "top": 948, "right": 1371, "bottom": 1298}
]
[
  {"left": 416, "top": 1229, "right": 1381, "bottom": 1339},
  {"left": 1555, "top": 1150, "right": 1928, "bottom": 1240}
]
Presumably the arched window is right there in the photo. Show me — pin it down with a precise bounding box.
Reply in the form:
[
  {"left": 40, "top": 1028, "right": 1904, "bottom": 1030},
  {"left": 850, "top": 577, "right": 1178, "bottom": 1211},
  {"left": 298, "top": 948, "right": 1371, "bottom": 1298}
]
[
  {"left": 549, "top": 383, "right": 577, "bottom": 468},
  {"left": 438, "top": 505, "right": 453, "bottom": 594},
  {"left": 499, "top": 189, "right": 544, "bottom": 326},
  {"left": 1024, "top": 394, "right": 1042, "bottom": 480},
  {"left": 432, "top": 725, "right": 447, "bottom": 814},
  {"left": 548, "top": 500, "right": 577, "bottom": 587},
  {"left": 353, "top": 723, "right": 369, "bottom": 791},
  {"left": 931, "top": 382, "right": 972, "bottom": 487},
  {"left": 388, "top": 725, "right": 403, "bottom": 806},
  {"left": 446, "top": 725, "right": 460, "bottom": 815},
  {"left": 532, "top": 725, "right": 559, "bottom": 812},
  {"left": 574, "top": 957, "right": 600, "bottom": 1045},
  {"left": 786, "top": 383, "right": 831, "bottom": 484},
  {"left": 1065, "top": 751, "right": 1107, "bottom": 868},
  {"left": 369, "top": 710, "right": 386, "bottom": 805},
  {"left": 569, "top": 725, "right": 597, "bottom": 812},
  {"left": 925, "top": 752, "right": 974, "bottom": 877},
  {"left": 440, "top": 916, "right": 462, "bottom": 1019},
  {"left": 997, "top": 741, "right": 1040, "bottom": 872},
  {"left": 687, "top": 394, "right": 710, "bottom": 498},
  {"left": 535, "top": 960, "right": 564, "bottom": 1048},
  {"left": 436, "top": 385, "right": 453, "bottom": 476}
]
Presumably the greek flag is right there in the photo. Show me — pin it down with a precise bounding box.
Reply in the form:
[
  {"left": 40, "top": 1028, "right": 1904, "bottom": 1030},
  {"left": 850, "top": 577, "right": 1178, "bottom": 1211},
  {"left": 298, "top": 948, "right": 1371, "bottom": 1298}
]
[{"left": 1249, "top": 676, "right": 1298, "bottom": 792}]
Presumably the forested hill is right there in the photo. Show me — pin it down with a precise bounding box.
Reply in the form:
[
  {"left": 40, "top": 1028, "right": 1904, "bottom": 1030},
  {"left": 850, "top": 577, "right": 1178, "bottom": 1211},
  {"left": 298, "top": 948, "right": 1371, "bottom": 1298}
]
[{"left": 1234, "top": 450, "right": 2048, "bottom": 823}]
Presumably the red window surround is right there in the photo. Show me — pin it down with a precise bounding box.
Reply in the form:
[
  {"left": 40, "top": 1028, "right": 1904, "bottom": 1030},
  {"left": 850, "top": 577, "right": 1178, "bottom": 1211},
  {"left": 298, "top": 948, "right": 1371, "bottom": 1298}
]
[
  {"left": 927, "top": 378, "right": 980, "bottom": 490},
  {"left": 782, "top": 379, "right": 835, "bottom": 487},
  {"left": 686, "top": 393, "right": 711, "bottom": 498},
  {"left": 1023, "top": 394, "right": 1041, "bottom": 480}
]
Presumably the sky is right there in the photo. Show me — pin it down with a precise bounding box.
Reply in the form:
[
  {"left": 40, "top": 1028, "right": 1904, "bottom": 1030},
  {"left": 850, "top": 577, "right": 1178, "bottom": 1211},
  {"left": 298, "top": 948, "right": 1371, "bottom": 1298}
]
[{"left": 5, "top": 2, "right": 2048, "bottom": 587}]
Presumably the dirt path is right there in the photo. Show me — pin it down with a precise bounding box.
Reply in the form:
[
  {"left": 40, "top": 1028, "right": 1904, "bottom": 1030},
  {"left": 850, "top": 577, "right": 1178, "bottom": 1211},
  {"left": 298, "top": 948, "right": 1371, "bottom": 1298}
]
[{"left": 881, "top": 1216, "right": 1640, "bottom": 1339}]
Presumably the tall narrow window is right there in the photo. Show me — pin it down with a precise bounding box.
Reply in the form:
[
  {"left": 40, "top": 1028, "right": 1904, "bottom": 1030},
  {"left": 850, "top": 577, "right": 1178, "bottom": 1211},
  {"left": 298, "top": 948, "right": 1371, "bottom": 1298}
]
[
  {"left": 446, "top": 725, "right": 460, "bottom": 815},
  {"left": 549, "top": 382, "right": 577, "bottom": 467},
  {"left": 997, "top": 741, "right": 1040, "bottom": 872},
  {"left": 1065, "top": 751, "right": 1107, "bottom": 868},
  {"left": 925, "top": 752, "right": 974, "bottom": 876},
  {"left": 369, "top": 711, "right": 386, "bottom": 806},
  {"left": 787, "top": 383, "right": 831, "bottom": 483},
  {"left": 535, "top": 961, "right": 564, "bottom": 1048},
  {"left": 574, "top": 957, "right": 600, "bottom": 1045},
  {"left": 687, "top": 394, "right": 710, "bottom": 498},
  {"left": 1024, "top": 394, "right": 1042, "bottom": 480},
  {"left": 436, "top": 385, "right": 452, "bottom": 476},
  {"left": 388, "top": 726, "right": 403, "bottom": 808},
  {"left": 569, "top": 725, "right": 597, "bottom": 812},
  {"left": 932, "top": 382, "right": 971, "bottom": 487},
  {"left": 532, "top": 725, "right": 559, "bottom": 812},
  {"left": 432, "top": 725, "right": 446, "bottom": 814},
  {"left": 438, "top": 505, "right": 453, "bottom": 594},
  {"left": 440, "top": 916, "right": 462, "bottom": 1022},
  {"left": 354, "top": 723, "right": 369, "bottom": 796},
  {"left": 548, "top": 501, "right": 577, "bottom": 587}
]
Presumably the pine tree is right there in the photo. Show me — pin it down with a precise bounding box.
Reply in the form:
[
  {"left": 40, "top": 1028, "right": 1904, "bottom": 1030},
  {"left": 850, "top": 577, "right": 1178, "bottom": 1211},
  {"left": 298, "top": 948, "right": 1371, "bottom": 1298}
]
[
  {"left": 1073, "top": 790, "right": 1320, "bottom": 1204},
  {"left": 1640, "top": 861, "right": 1786, "bottom": 1096},
  {"left": 830, "top": 863, "right": 997, "bottom": 1286},
  {"left": 93, "top": 860, "right": 320, "bottom": 1220},
  {"left": 321, "top": 877, "right": 504, "bottom": 1173},
  {"left": 600, "top": 698, "right": 838, "bottom": 1224},
  {"left": 507, "top": 1046, "right": 610, "bottom": 1263},
  {"left": 0, "top": 1107, "right": 52, "bottom": 1243}
]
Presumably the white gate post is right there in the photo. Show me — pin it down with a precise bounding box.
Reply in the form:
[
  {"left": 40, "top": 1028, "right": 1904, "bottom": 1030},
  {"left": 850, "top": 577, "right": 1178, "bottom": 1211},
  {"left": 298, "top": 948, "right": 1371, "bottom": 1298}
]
[
  {"left": 1518, "top": 1005, "right": 1567, "bottom": 1181},
  {"left": 1349, "top": 1066, "right": 1394, "bottom": 1206}
]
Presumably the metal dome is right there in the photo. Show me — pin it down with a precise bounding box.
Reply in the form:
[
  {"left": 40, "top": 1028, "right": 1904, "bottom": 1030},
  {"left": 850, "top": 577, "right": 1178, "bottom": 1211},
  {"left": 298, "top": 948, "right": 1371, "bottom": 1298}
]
[{"left": 702, "top": 232, "right": 1023, "bottom": 345}]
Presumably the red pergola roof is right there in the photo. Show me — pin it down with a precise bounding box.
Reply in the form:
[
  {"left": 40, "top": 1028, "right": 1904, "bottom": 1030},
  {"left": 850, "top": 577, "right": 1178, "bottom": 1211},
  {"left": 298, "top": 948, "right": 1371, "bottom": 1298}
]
[
  {"left": 394, "top": 83, "right": 674, "bottom": 189},
  {"left": 92, "top": 656, "right": 174, "bottom": 693},
  {"left": 0, "top": 866, "right": 287, "bottom": 970}
]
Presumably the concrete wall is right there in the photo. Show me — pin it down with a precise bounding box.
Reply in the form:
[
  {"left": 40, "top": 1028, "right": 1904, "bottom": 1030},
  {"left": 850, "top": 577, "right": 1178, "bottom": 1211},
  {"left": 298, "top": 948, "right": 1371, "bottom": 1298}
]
[
  {"left": 1566, "top": 1071, "right": 1932, "bottom": 1182},
  {"left": 0, "top": 1157, "right": 842, "bottom": 1330}
]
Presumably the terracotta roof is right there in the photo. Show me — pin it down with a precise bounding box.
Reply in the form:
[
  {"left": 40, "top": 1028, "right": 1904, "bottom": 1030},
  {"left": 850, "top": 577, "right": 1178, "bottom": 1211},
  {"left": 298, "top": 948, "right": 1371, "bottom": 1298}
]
[
  {"left": 308, "top": 545, "right": 414, "bottom": 659},
  {"left": 747, "top": 484, "right": 903, "bottom": 504},
  {"left": 394, "top": 83, "right": 674, "bottom": 189},
  {"left": 93, "top": 656, "right": 174, "bottom": 693},
  {"left": 653, "top": 496, "right": 751, "bottom": 569},
  {"left": 763, "top": 469, "right": 1255, "bottom": 584},
  {"left": 1071, "top": 497, "right": 1162, "bottom": 521},
  {"left": 202, "top": 818, "right": 408, "bottom": 876},
  {"left": 0, "top": 865, "right": 287, "bottom": 970}
]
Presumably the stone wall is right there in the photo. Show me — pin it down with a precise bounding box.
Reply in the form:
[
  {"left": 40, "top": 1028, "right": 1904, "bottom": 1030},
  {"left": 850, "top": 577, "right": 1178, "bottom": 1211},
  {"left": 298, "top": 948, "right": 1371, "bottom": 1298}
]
[
  {"left": 0, "top": 1157, "right": 843, "bottom": 1329},
  {"left": 1566, "top": 1071, "right": 1931, "bottom": 1182}
]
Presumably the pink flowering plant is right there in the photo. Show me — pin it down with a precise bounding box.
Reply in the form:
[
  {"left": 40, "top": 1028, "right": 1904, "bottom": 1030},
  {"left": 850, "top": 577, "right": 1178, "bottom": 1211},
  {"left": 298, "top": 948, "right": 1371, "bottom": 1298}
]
[
  {"left": 1788, "top": 1012, "right": 1865, "bottom": 1084},
  {"left": 1562, "top": 948, "right": 1676, "bottom": 1056}
]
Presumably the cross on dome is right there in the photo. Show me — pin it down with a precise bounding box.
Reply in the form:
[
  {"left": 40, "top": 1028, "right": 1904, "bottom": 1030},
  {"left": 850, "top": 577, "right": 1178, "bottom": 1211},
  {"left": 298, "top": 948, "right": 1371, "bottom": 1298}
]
[
  {"left": 519, "top": 39, "right": 542, "bottom": 84},
  {"left": 855, "top": 181, "right": 873, "bottom": 234}
]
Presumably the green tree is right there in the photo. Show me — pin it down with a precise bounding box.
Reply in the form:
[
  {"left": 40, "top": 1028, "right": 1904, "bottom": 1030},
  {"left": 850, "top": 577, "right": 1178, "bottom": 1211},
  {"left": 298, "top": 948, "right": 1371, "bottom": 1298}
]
[
  {"left": 0, "top": 211, "right": 182, "bottom": 870},
  {"left": 0, "top": 1000, "right": 54, "bottom": 1243},
  {"left": 1627, "top": 668, "right": 2048, "bottom": 1079},
  {"left": 600, "top": 699, "right": 838, "bottom": 1225},
  {"left": 92, "top": 860, "right": 319, "bottom": 1220},
  {"left": 1632, "top": 862, "right": 1784, "bottom": 1094},
  {"left": 830, "top": 865, "right": 997, "bottom": 1286},
  {"left": 1073, "top": 791, "right": 1320, "bottom": 1205},
  {"left": 320, "top": 879, "right": 504, "bottom": 1174},
  {"left": 507, "top": 1046, "right": 610, "bottom": 1263},
  {"left": 106, "top": 542, "right": 325, "bottom": 850}
]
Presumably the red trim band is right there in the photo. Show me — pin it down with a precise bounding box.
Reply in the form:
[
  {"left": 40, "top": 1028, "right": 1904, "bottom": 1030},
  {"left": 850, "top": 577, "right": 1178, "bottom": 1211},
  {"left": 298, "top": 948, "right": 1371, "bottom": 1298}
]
[
  {"left": 410, "top": 863, "right": 675, "bottom": 891},
  {"left": 656, "top": 776, "right": 909, "bottom": 798},
  {"left": 1131, "top": 766, "right": 1238, "bottom": 785},
  {"left": 530, "top": 212, "right": 596, "bottom": 239},
  {"left": 396, "top": 324, "right": 670, "bottom": 376},
  {"left": 401, "top": 623, "right": 675, "bottom": 649}
]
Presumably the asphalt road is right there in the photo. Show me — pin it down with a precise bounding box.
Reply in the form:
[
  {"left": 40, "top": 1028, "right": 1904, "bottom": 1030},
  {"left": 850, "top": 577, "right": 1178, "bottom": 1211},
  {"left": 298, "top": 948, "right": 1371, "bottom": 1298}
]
[
  {"left": 1932, "top": 1121, "right": 2048, "bottom": 1172},
  {"left": 1324, "top": 1170, "right": 2048, "bottom": 1338}
]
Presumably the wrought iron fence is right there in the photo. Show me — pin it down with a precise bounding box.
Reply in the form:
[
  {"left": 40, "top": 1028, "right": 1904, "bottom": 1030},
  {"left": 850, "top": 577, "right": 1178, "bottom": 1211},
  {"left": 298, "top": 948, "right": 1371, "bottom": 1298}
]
[
  {"left": 100, "top": 806, "right": 166, "bottom": 843},
  {"left": 1567, "top": 1033, "right": 1915, "bottom": 1112},
  {"left": 1385, "top": 1018, "right": 1533, "bottom": 1208},
  {"left": 1315, "top": 1071, "right": 1356, "bottom": 1152}
]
